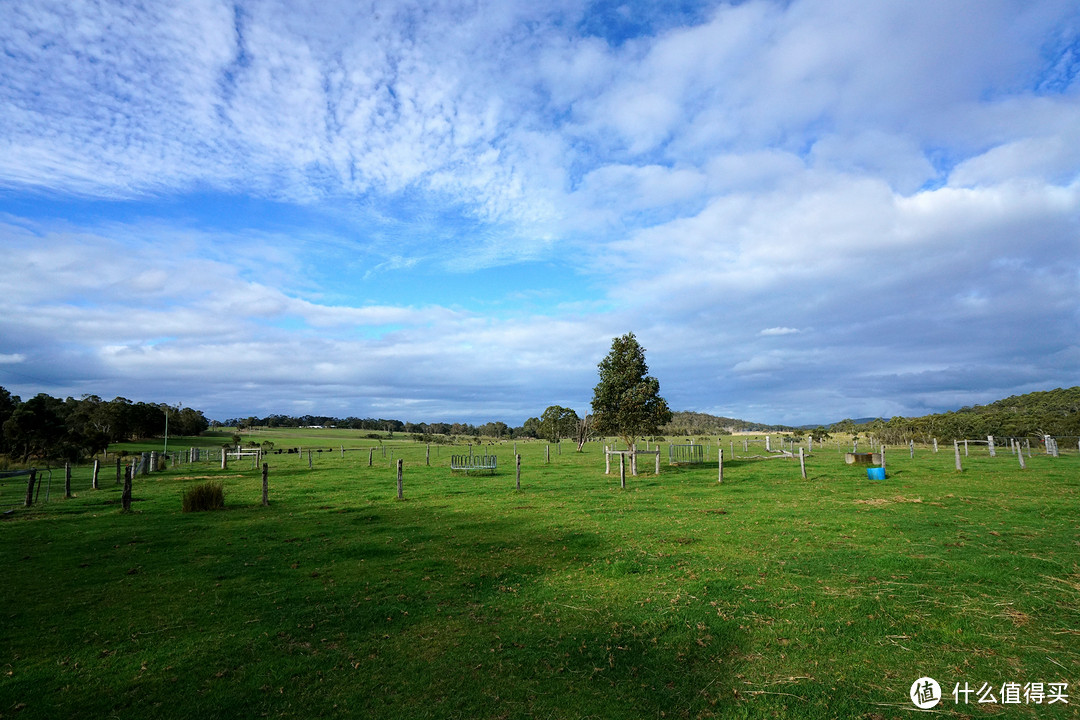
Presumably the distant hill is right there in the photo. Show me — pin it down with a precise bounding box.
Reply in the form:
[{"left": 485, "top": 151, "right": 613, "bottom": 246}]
[
  {"left": 662, "top": 410, "right": 791, "bottom": 435},
  {"left": 796, "top": 417, "right": 887, "bottom": 429}
]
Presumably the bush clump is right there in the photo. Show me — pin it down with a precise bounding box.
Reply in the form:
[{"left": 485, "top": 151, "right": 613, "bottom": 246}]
[{"left": 181, "top": 480, "right": 225, "bottom": 512}]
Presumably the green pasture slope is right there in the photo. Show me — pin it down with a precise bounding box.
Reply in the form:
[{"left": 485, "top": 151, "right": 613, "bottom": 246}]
[{"left": 2, "top": 435, "right": 1078, "bottom": 719}]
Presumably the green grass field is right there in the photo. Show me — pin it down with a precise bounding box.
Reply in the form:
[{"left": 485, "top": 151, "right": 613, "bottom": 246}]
[{"left": 2, "top": 435, "right": 1078, "bottom": 719}]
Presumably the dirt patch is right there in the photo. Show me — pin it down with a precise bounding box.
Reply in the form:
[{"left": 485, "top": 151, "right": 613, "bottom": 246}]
[{"left": 853, "top": 496, "right": 923, "bottom": 506}]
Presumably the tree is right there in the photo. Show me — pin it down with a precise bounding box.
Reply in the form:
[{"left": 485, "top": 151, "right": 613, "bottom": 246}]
[
  {"left": 3, "top": 393, "right": 68, "bottom": 462},
  {"left": 0, "top": 387, "right": 21, "bottom": 455},
  {"left": 539, "top": 406, "right": 579, "bottom": 443},
  {"left": 520, "top": 417, "right": 541, "bottom": 439},
  {"left": 575, "top": 414, "right": 593, "bottom": 452},
  {"left": 590, "top": 332, "right": 673, "bottom": 450}
]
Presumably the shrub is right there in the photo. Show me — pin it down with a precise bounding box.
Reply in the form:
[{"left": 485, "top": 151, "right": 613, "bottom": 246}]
[{"left": 181, "top": 480, "right": 225, "bottom": 512}]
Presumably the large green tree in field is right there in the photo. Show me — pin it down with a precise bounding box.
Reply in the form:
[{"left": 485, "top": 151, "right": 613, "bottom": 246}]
[{"left": 591, "top": 332, "right": 673, "bottom": 449}]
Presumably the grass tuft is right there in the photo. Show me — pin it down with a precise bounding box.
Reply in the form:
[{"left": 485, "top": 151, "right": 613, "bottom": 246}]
[{"left": 180, "top": 479, "right": 224, "bottom": 512}]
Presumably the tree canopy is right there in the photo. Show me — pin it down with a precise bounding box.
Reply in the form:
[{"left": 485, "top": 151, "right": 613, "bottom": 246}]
[{"left": 590, "top": 333, "right": 673, "bottom": 448}]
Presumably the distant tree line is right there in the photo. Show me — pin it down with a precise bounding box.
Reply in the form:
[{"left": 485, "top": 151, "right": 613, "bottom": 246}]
[
  {"left": 226, "top": 407, "right": 598, "bottom": 445},
  {"left": 227, "top": 414, "right": 539, "bottom": 440},
  {"left": 0, "top": 387, "right": 209, "bottom": 463}
]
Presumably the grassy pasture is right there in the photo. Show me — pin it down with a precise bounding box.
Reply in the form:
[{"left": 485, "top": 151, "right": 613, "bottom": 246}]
[{"left": 2, "top": 435, "right": 1078, "bottom": 719}]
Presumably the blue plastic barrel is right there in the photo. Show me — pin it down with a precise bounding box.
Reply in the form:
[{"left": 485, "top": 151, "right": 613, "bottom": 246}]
[{"left": 867, "top": 467, "right": 886, "bottom": 480}]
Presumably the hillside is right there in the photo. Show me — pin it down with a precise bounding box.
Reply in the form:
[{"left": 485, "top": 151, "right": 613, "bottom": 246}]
[{"left": 836, "top": 386, "right": 1080, "bottom": 442}]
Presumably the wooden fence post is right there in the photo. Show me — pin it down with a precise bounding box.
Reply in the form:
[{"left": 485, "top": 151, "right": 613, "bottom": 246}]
[
  {"left": 222, "top": 450, "right": 227, "bottom": 470},
  {"left": 964, "top": 439, "right": 968, "bottom": 457},
  {"left": 150, "top": 451, "right": 158, "bottom": 472},
  {"left": 262, "top": 463, "right": 269, "bottom": 506},
  {"left": 605, "top": 446, "right": 610, "bottom": 475},
  {"left": 308, "top": 450, "right": 312, "bottom": 469},
  {"left": 655, "top": 448, "right": 660, "bottom": 475},
  {"left": 396, "top": 459, "right": 404, "bottom": 500},
  {"left": 718, "top": 448, "right": 724, "bottom": 484},
  {"left": 1017, "top": 449, "right": 1026, "bottom": 470},
  {"left": 954, "top": 440, "right": 963, "bottom": 472},
  {"left": 65, "top": 462, "right": 72, "bottom": 498},
  {"left": 92, "top": 459, "right": 100, "bottom": 490},
  {"left": 516, "top": 454, "right": 521, "bottom": 491},
  {"left": 619, "top": 453, "right": 625, "bottom": 489},
  {"left": 798, "top": 447, "right": 806, "bottom": 479},
  {"left": 545, "top": 445, "right": 550, "bottom": 464},
  {"left": 369, "top": 447, "right": 374, "bottom": 467},
  {"left": 909, "top": 440, "right": 914, "bottom": 459},
  {"left": 881, "top": 445, "right": 886, "bottom": 474},
  {"left": 933, "top": 438, "right": 938, "bottom": 453},
  {"left": 122, "top": 467, "right": 132, "bottom": 512},
  {"left": 24, "top": 469, "right": 37, "bottom": 507},
  {"left": 426, "top": 444, "right": 430, "bottom": 466},
  {"left": 987, "top": 436, "right": 995, "bottom": 457}
]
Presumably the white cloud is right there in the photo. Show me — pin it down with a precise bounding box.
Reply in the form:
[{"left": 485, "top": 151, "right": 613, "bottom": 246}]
[
  {"left": 1, "top": 1, "right": 1078, "bottom": 424},
  {"left": 948, "top": 136, "right": 1080, "bottom": 187}
]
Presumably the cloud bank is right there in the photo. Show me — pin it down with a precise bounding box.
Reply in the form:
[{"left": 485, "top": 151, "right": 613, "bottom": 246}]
[{"left": 0, "top": 0, "right": 1077, "bottom": 424}]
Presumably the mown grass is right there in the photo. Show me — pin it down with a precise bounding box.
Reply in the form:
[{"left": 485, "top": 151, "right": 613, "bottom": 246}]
[{"left": 1, "top": 437, "right": 1078, "bottom": 719}]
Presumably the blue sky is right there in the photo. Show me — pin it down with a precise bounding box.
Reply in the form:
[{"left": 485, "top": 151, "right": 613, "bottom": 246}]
[{"left": 1, "top": 0, "right": 1078, "bottom": 425}]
